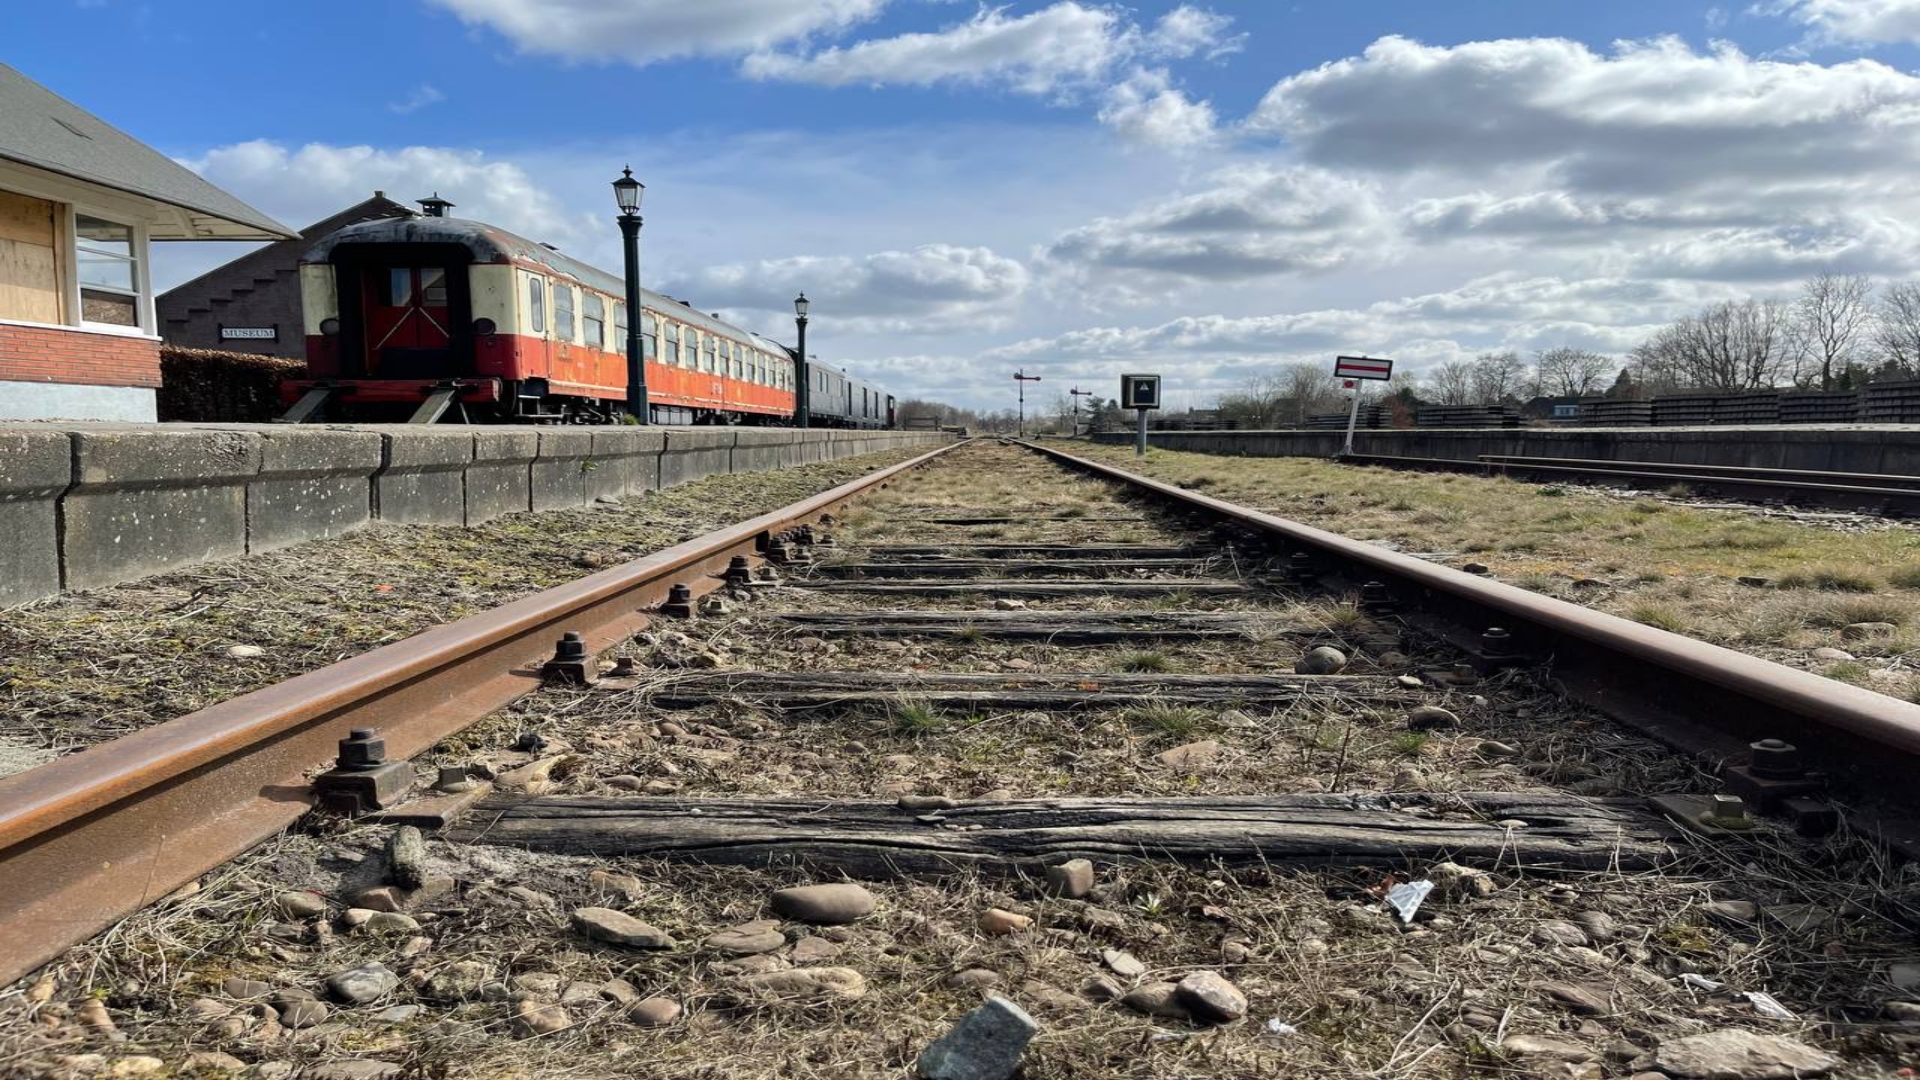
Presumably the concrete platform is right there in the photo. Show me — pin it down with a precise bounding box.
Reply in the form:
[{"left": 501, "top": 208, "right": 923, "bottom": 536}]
[
  {"left": 0, "top": 423, "right": 950, "bottom": 605},
  {"left": 1092, "top": 424, "right": 1920, "bottom": 476}
]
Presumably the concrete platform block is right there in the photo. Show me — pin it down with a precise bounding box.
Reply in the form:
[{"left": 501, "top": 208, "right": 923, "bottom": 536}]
[
  {"left": 732, "top": 429, "right": 799, "bottom": 473},
  {"left": 0, "top": 428, "right": 73, "bottom": 606},
  {"left": 467, "top": 429, "right": 538, "bottom": 523},
  {"left": 63, "top": 426, "right": 262, "bottom": 592},
  {"left": 530, "top": 428, "right": 596, "bottom": 512},
  {"left": 369, "top": 428, "right": 474, "bottom": 525},
  {"left": 590, "top": 428, "right": 665, "bottom": 498},
  {"left": 660, "top": 429, "right": 734, "bottom": 488},
  {"left": 250, "top": 428, "right": 382, "bottom": 552}
]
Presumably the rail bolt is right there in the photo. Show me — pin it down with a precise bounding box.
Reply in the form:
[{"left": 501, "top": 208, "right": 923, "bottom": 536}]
[
  {"left": 796, "top": 524, "right": 817, "bottom": 545},
  {"left": 609, "top": 654, "right": 637, "bottom": 676},
  {"left": 723, "top": 556, "right": 754, "bottom": 586},
  {"left": 315, "top": 727, "right": 413, "bottom": 815},
  {"left": 541, "top": 630, "right": 595, "bottom": 685},
  {"left": 1359, "top": 581, "right": 1396, "bottom": 612},
  {"left": 336, "top": 728, "right": 387, "bottom": 770},
  {"left": 661, "top": 583, "right": 696, "bottom": 619},
  {"left": 1747, "top": 739, "right": 1804, "bottom": 779},
  {"left": 766, "top": 539, "right": 794, "bottom": 565},
  {"left": 1480, "top": 627, "right": 1516, "bottom": 657},
  {"left": 1288, "top": 552, "right": 1318, "bottom": 580}
]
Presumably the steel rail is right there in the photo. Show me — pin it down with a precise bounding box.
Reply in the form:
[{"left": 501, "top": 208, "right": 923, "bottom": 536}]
[
  {"left": 0, "top": 440, "right": 959, "bottom": 989},
  {"left": 1023, "top": 441, "right": 1920, "bottom": 772},
  {"left": 1481, "top": 454, "right": 1920, "bottom": 489},
  {"left": 1337, "top": 452, "right": 1920, "bottom": 507}
]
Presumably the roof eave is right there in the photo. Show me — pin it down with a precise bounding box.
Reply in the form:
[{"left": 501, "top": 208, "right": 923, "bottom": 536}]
[{"left": 0, "top": 153, "right": 297, "bottom": 241}]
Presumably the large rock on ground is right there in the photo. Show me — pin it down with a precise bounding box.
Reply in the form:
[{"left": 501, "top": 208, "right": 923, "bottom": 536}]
[
  {"left": 917, "top": 994, "right": 1040, "bottom": 1080},
  {"left": 570, "top": 907, "right": 674, "bottom": 948},
  {"left": 1653, "top": 1030, "right": 1839, "bottom": 1080},
  {"left": 771, "top": 884, "right": 875, "bottom": 924}
]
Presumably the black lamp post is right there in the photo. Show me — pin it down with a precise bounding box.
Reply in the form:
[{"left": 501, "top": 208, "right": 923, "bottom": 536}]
[
  {"left": 612, "top": 167, "right": 648, "bottom": 423},
  {"left": 794, "top": 292, "right": 810, "bottom": 428}
]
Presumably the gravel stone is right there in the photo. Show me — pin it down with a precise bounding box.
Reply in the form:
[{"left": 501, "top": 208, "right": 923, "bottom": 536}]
[
  {"left": 1175, "top": 971, "right": 1246, "bottom": 1023},
  {"left": 274, "top": 891, "right": 326, "bottom": 920},
  {"left": 916, "top": 994, "right": 1040, "bottom": 1080},
  {"left": 222, "top": 978, "right": 271, "bottom": 1000},
  {"left": 979, "top": 908, "right": 1032, "bottom": 935},
  {"left": 734, "top": 966, "right": 869, "bottom": 1002},
  {"left": 627, "top": 997, "right": 682, "bottom": 1027},
  {"left": 588, "top": 869, "right": 647, "bottom": 903},
  {"left": 571, "top": 907, "right": 675, "bottom": 948},
  {"left": 510, "top": 1001, "right": 573, "bottom": 1038},
  {"left": 386, "top": 826, "right": 429, "bottom": 890},
  {"left": 1533, "top": 920, "right": 1590, "bottom": 947},
  {"left": 1101, "top": 949, "right": 1146, "bottom": 978},
  {"left": 275, "top": 998, "right": 330, "bottom": 1028},
  {"left": 1121, "top": 982, "right": 1190, "bottom": 1020},
  {"left": 1295, "top": 647, "right": 1348, "bottom": 675},
  {"left": 1540, "top": 981, "right": 1611, "bottom": 1016},
  {"left": 771, "top": 883, "right": 876, "bottom": 924},
  {"left": 791, "top": 937, "right": 842, "bottom": 964},
  {"left": 325, "top": 962, "right": 400, "bottom": 1004},
  {"left": 306, "top": 1062, "right": 401, "bottom": 1080},
  {"left": 1653, "top": 1029, "right": 1839, "bottom": 1079},
  {"left": 1406, "top": 706, "right": 1459, "bottom": 731},
  {"left": 946, "top": 969, "right": 1003, "bottom": 990},
  {"left": 706, "top": 920, "right": 786, "bottom": 955},
  {"left": 1154, "top": 740, "right": 1220, "bottom": 769},
  {"left": 1045, "top": 859, "right": 1096, "bottom": 899},
  {"left": 1704, "top": 900, "right": 1760, "bottom": 924}
]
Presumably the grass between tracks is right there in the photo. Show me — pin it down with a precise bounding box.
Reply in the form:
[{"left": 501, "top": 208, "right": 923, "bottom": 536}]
[
  {"left": 1060, "top": 441, "right": 1920, "bottom": 703},
  {"left": 0, "top": 447, "right": 933, "bottom": 770}
]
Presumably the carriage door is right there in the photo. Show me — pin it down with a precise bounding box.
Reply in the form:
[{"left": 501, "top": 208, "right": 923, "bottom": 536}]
[{"left": 362, "top": 266, "right": 458, "bottom": 377}]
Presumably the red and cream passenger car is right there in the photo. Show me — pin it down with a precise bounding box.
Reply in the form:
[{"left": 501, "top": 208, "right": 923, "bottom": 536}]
[{"left": 288, "top": 215, "right": 808, "bottom": 424}]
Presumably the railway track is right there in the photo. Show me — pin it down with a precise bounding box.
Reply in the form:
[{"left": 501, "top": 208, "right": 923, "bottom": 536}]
[
  {"left": 5, "top": 438, "right": 1919, "bottom": 1077},
  {"left": 1338, "top": 450, "right": 1920, "bottom": 517}
]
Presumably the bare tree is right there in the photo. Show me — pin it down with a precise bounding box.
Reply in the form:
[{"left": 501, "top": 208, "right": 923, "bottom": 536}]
[
  {"left": 1876, "top": 281, "right": 1920, "bottom": 377},
  {"left": 1532, "top": 347, "right": 1615, "bottom": 397},
  {"left": 1625, "top": 323, "right": 1691, "bottom": 394},
  {"left": 1789, "top": 273, "right": 1874, "bottom": 390},
  {"left": 1215, "top": 363, "right": 1343, "bottom": 427},
  {"left": 1427, "top": 360, "right": 1476, "bottom": 405},
  {"left": 1678, "top": 298, "right": 1791, "bottom": 390},
  {"left": 1469, "top": 350, "right": 1527, "bottom": 403}
]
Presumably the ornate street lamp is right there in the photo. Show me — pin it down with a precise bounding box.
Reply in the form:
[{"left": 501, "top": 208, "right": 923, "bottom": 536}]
[
  {"left": 794, "top": 292, "right": 811, "bottom": 428},
  {"left": 612, "top": 167, "right": 648, "bottom": 423}
]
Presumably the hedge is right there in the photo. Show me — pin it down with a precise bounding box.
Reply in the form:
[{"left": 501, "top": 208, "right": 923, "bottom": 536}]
[{"left": 157, "top": 346, "right": 304, "bottom": 423}]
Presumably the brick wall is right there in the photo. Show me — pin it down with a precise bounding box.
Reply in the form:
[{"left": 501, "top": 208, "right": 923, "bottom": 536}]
[{"left": 0, "top": 323, "right": 161, "bottom": 388}]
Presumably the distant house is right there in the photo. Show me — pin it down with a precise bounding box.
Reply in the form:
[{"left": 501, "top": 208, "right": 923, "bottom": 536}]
[
  {"left": 158, "top": 192, "right": 416, "bottom": 360},
  {"left": 0, "top": 63, "right": 294, "bottom": 421},
  {"left": 1521, "top": 395, "right": 1589, "bottom": 422}
]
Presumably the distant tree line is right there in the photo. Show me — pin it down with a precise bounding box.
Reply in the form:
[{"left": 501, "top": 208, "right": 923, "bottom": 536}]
[{"left": 1210, "top": 272, "right": 1920, "bottom": 419}]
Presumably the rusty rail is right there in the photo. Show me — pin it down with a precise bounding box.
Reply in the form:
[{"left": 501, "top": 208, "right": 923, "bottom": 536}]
[
  {"left": 1024, "top": 440, "right": 1920, "bottom": 842},
  {"left": 0, "top": 440, "right": 959, "bottom": 988}
]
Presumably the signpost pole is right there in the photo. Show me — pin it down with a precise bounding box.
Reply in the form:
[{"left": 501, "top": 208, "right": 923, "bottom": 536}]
[
  {"left": 1342, "top": 380, "right": 1362, "bottom": 457},
  {"left": 1135, "top": 407, "right": 1148, "bottom": 457}
]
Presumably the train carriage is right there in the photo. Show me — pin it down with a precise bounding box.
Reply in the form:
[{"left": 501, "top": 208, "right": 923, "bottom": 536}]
[{"left": 286, "top": 212, "right": 880, "bottom": 426}]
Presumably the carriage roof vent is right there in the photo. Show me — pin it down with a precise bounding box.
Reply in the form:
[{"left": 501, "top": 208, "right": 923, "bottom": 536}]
[{"left": 417, "top": 192, "right": 455, "bottom": 217}]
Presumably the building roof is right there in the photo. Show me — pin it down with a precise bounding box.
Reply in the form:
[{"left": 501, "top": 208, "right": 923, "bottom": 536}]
[
  {"left": 158, "top": 193, "right": 414, "bottom": 306},
  {"left": 0, "top": 63, "right": 295, "bottom": 241}
]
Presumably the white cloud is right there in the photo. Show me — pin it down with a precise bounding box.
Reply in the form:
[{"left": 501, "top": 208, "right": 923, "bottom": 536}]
[
  {"left": 742, "top": 2, "right": 1128, "bottom": 94},
  {"left": 388, "top": 84, "right": 446, "bottom": 114},
  {"left": 427, "top": 0, "right": 887, "bottom": 65},
  {"left": 1097, "top": 69, "right": 1217, "bottom": 148},
  {"left": 1764, "top": 0, "right": 1920, "bottom": 44},
  {"left": 1145, "top": 5, "right": 1244, "bottom": 60},
  {"left": 179, "top": 140, "right": 589, "bottom": 245},
  {"left": 1248, "top": 35, "right": 1920, "bottom": 201},
  {"left": 672, "top": 244, "right": 1031, "bottom": 333},
  {"left": 1043, "top": 166, "right": 1390, "bottom": 289}
]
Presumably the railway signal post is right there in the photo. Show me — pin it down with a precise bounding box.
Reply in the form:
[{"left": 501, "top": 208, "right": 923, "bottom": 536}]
[
  {"left": 1014, "top": 369, "right": 1042, "bottom": 437},
  {"left": 1121, "top": 373, "right": 1161, "bottom": 457},
  {"left": 612, "top": 167, "right": 649, "bottom": 423},
  {"left": 1333, "top": 355, "right": 1393, "bottom": 457},
  {"left": 1069, "top": 386, "right": 1095, "bottom": 437}
]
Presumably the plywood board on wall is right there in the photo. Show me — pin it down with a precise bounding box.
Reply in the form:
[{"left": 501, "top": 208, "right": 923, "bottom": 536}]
[{"left": 0, "top": 190, "right": 62, "bottom": 323}]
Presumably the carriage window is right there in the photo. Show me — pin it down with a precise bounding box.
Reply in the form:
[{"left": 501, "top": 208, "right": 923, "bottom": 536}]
[
  {"left": 384, "top": 269, "right": 411, "bottom": 307},
  {"left": 421, "top": 269, "right": 447, "bottom": 306},
  {"left": 705, "top": 337, "right": 719, "bottom": 375},
  {"left": 583, "top": 294, "right": 605, "bottom": 349},
  {"left": 665, "top": 323, "right": 681, "bottom": 366},
  {"left": 613, "top": 301, "right": 627, "bottom": 344},
  {"left": 552, "top": 284, "right": 575, "bottom": 342},
  {"left": 526, "top": 276, "right": 545, "bottom": 333}
]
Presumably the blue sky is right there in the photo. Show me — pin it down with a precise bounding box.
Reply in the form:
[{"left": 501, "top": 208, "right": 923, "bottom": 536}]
[{"left": 15, "top": 0, "right": 1920, "bottom": 410}]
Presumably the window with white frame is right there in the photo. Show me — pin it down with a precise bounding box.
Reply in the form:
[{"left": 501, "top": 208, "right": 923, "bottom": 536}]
[{"left": 75, "top": 214, "right": 139, "bottom": 328}]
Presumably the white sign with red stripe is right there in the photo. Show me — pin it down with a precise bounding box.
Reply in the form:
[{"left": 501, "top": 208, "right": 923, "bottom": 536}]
[{"left": 1334, "top": 355, "right": 1393, "bottom": 380}]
